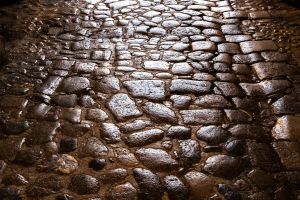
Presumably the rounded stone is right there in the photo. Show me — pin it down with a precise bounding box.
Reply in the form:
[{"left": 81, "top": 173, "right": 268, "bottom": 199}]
[
  {"left": 69, "top": 174, "right": 100, "bottom": 195},
  {"left": 60, "top": 137, "right": 77, "bottom": 153},
  {"left": 163, "top": 175, "right": 189, "bottom": 200},
  {"left": 225, "top": 138, "right": 245, "bottom": 156},
  {"left": 171, "top": 63, "right": 193, "bottom": 75},
  {"left": 204, "top": 155, "right": 244, "bottom": 179},
  {"left": 196, "top": 125, "right": 229, "bottom": 144},
  {"left": 184, "top": 171, "right": 214, "bottom": 199},
  {"left": 106, "top": 182, "right": 138, "bottom": 200},
  {"left": 88, "top": 159, "right": 106, "bottom": 171},
  {"left": 2, "top": 173, "right": 28, "bottom": 186},
  {"left": 14, "top": 149, "right": 42, "bottom": 166},
  {"left": 167, "top": 126, "right": 191, "bottom": 139},
  {"left": 133, "top": 168, "right": 163, "bottom": 200},
  {"left": 62, "top": 76, "right": 90, "bottom": 93}
]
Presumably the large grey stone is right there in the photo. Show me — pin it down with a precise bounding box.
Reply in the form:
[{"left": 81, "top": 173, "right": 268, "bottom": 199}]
[
  {"left": 180, "top": 109, "right": 223, "bottom": 125},
  {"left": 135, "top": 148, "right": 178, "bottom": 171},
  {"left": 107, "top": 94, "right": 142, "bottom": 121},
  {"left": 62, "top": 76, "right": 90, "bottom": 93},
  {"left": 170, "top": 79, "right": 211, "bottom": 94},
  {"left": 143, "top": 102, "right": 177, "bottom": 124},
  {"left": 124, "top": 80, "right": 166, "bottom": 101},
  {"left": 240, "top": 40, "right": 277, "bottom": 54}
]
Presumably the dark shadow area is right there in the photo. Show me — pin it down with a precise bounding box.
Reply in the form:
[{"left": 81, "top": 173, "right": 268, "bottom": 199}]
[
  {"left": 0, "top": 0, "right": 23, "bottom": 6},
  {"left": 283, "top": 0, "right": 300, "bottom": 7}
]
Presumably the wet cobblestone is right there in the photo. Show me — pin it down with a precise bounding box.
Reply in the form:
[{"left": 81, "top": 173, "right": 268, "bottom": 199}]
[{"left": 0, "top": 0, "right": 300, "bottom": 199}]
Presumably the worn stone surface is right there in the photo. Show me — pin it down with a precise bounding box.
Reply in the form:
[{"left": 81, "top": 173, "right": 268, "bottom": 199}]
[
  {"left": 163, "top": 175, "right": 189, "bottom": 200},
  {"left": 133, "top": 168, "right": 163, "bottom": 200},
  {"left": 125, "top": 129, "right": 164, "bottom": 147},
  {"left": 0, "top": 0, "right": 299, "bottom": 198},
  {"left": 240, "top": 40, "right": 277, "bottom": 53},
  {"left": 107, "top": 93, "right": 142, "bottom": 121},
  {"left": 135, "top": 148, "right": 178, "bottom": 171},
  {"left": 272, "top": 115, "right": 300, "bottom": 140},
  {"left": 204, "top": 155, "right": 245, "bottom": 178},
  {"left": 180, "top": 109, "right": 223, "bottom": 125},
  {"left": 197, "top": 125, "right": 229, "bottom": 144},
  {"left": 184, "top": 171, "right": 214, "bottom": 199},
  {"left": 143, "top": 102, "right": 177, "bottom": 124},
  {"left": 170, "top": 79, "right": 212, "bottom": 94},
  {"left": 68, "top": 174, "right": 100, "bottom": 195},
  {"left": 273, "top": 141, "right": 300, "bottom": 171},
  {"left": 124, "top": 80, "right": 166, "bottom": 100},
  {"left": 61, "top": 76, "right": 90, "bottom": 93}
]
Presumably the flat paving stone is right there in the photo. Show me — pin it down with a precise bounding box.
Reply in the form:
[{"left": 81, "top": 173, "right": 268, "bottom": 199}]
[
  {"left": 180, "top": 109, "right": 223, "bottom": 125},
  {"left": 37, "top": 76, "right": 62, "bottom": 95},
  {"left": 143, "top": 102, "right": 177, "bottom": 124},
  {"left": 107, "top": 93, "right": 142, "bottom": 121},
  {"left": 125, "top": 129, "right": 164, "bottom": 147},
  {"left": 144, "top": 61, "right": 169, "bottom": 71},
  {"left": 1, "top": 0, "right": 299, "bottom": 198},
  {"left": 240, "top": 40, "right": 278, "bottom": 54},
  {"left": 124, "top": 80, "right": 166, "bottom": 101},
  {"left": 170, "top": 79, "right": 212, "bottom": 94},
  {"left": 192, "top": 41, "right": 216, "bottom": 51},
  {"left": 252, "top": 62, "right": 298, "bottom": 80}
]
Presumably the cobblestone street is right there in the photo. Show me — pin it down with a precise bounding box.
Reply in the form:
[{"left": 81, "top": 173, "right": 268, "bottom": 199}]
[{"left": 0, "top": 0, "right": 300, "bottom": 199}]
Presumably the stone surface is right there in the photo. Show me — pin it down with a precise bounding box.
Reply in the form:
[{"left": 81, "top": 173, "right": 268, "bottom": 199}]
[
  {"left": 133, "top": 168, "right": 163, "bottom": 200},
  {"left": 143, "top": 102, "right": 177, "bottom": 124},
  {"left": 170, "top": 79, "right": 212, "bottom": 94},
  {"left": 135, "top": 148, "right": 178, "bottom": 171},
  {"left": 177, "top": 139, "right": 201, "bottom": 163},
  {"left": 144, "top": 61, "right": 169, "bottom": 71},
  {"left": 273, "top": 141, "right": 300, "bottom": 171},
  {"left": 26, "top": 176, "right": 62, "bottom": 197},
  {"left": 180, "top": 109, "right": 223, "bottom": 125},
  {"left": 62, "top": 76, "right": 90, "bottom": 93},
  {"left": 95, "top": 76, "right": 120, "bottom": 94},
  {"left": 247, "top": 142, "right": 281, "bottom": 172},
  {"left": 204, "top": 155, "right": 245, "bottom": 178},
  {"left": 0, "top": 0, "right": 299, "bottom": 198},
  {"left": 125, "top": 129, "right": 164, "bottom": 147},
  {"left": 124, "top": 80, "right": 166, "bottom": 100},
  {"left": 38, "top": 154, "right": 78, "bottom": 174},
  {"left": 163, "top": 176, "right": 189, "bottom": 200},
  {"left": 106, "top": 182, "right": 138, "bottom": 200},
  {"left": 101, "top": 123, "right": 121, "bottom": 143},
  {"left": 167, "top": 126, "right": 191, "bottom": 139},
  {"left": 69, "top": 174, "right": 100, "bottom": 195},
  {"left": 197, "top": 125, "right": 229, "bottom": 144},
  {"left": 184, "top": 171, "right": 214, "bottom": 199},
  {"left": 272, "top": 115, "right": 300, "bottom": 140},
  {"left": 240, "top": 40, "right": 277, "bottom": 54},
  {"left": 108, "top": 94, "right": 142, "bottom": 121}
]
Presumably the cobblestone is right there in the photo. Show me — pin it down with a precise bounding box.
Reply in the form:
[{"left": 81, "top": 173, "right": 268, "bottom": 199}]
[{"left": 0, "top": 0, "right": 299, "bottom": 199}]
